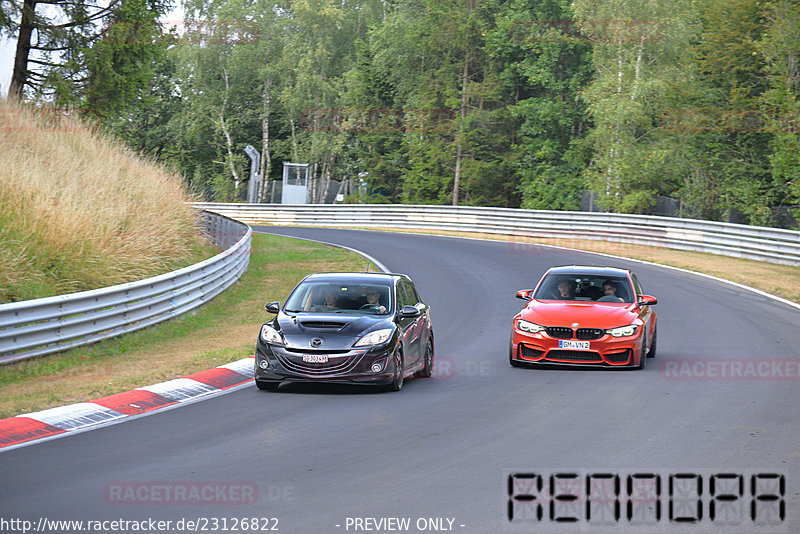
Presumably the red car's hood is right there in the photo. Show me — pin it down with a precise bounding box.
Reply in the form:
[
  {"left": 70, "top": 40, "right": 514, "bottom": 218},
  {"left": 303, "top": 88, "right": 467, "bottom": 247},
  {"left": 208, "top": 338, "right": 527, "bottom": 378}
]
[{"left": 521, "top": 300, "right": 640, "bottom": 329}]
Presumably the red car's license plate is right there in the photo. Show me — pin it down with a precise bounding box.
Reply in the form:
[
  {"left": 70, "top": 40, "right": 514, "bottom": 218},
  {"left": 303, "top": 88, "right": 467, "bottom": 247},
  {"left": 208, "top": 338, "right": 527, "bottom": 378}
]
[{"left": 559, "top": 340, "right": 590, "bottom": 350}]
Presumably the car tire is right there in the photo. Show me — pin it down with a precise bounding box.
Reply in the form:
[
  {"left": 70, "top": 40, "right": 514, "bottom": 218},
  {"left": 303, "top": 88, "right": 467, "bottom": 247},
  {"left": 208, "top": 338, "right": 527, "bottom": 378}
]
[
  {"left": 256, "top": 380, "right": 280, "bottom": 391},
  {"left": 509, "top": 340, "right": 524, "bottom": 367},
  {"left": 647, "top": 325, "right": 657, "bottom": 358},
  {"left": 387, "top": 348, "right": 404, "bottom": 391},
  {"left": 636, "top": 333, "right": 647, "bottom": 370},
  {"left": 415, "top": 337, "right": 434, "bottom": 378}
]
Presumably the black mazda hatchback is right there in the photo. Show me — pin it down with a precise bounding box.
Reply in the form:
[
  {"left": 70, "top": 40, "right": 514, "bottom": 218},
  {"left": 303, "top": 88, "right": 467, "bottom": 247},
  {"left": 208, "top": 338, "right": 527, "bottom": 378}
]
[{"left": 254, "top": 272, "right": 434, "bottom": 392}]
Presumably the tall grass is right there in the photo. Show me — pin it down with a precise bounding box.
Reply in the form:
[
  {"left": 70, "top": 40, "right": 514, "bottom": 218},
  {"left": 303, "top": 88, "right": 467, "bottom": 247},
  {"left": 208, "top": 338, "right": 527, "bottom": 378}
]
[{"left": 0, "top": 98, "right": 216, "bottom": 303}]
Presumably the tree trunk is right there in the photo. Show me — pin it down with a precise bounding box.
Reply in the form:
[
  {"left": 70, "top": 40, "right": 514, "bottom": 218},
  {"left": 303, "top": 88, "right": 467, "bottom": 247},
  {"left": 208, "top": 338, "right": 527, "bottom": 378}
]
[
  {"left": 259, "top": 76, "right": 272, "bottom": 202},
  {"left": 9, "top": 0, "right": 38, "bottom": 98},
  {"left": 453, "top": 51, "right": 469, "bottom": 206},
  {"left": 219, "top": 65, "right": 240, "bottom": 191}
]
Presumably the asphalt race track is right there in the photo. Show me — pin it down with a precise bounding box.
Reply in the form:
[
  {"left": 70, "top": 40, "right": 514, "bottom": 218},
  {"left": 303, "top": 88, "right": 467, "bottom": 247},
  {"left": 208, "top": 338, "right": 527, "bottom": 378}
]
[{"left": 2, "top": 227, "right": 799, "bottom": 534}]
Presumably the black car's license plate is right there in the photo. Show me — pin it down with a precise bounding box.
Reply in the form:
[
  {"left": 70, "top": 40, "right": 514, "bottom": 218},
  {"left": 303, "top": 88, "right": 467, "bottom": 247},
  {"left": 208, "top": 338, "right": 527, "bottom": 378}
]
[{"left": 302, "top": 354, "right": 329, "bottom": 363}]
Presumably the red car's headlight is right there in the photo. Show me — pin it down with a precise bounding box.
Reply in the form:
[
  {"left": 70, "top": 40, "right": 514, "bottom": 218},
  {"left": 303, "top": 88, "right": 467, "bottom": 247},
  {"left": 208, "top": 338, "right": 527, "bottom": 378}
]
[
  {"left": 606, "top": 325, "right": 638, "bottom": 337},
  {"left": 517, "top": 319, "right": 545, "bottom": 334}
]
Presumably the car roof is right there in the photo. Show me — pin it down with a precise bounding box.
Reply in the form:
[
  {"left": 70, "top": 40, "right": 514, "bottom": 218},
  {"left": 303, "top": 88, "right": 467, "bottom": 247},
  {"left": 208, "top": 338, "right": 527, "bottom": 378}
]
[
  {"left": 302, "top": 272, "right": 408, "bottom": 284},
  {"left": 546, "top": 265, "right": 632, "bottom": 277}
]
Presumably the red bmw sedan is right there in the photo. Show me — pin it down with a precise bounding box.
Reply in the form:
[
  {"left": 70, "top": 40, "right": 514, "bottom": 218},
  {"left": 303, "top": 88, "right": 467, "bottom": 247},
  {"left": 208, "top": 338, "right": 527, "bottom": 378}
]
[{"left": 510, "top": 266, "right": 657, "bottom": 369}]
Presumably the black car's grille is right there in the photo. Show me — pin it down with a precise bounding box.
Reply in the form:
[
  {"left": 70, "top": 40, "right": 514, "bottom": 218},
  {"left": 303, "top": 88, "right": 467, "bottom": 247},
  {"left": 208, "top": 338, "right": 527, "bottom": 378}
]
[
  {"left": 300, "top": 321, "right": 347, "bottom": 329},
  {"left": 606, "top": 350, "right": 631, "bottom": 364},
  {"left": 275, "top": 351, "right": 366, "bottom": 375},
  {"left": 546, "top": 350, "right": 602, "bottom": 362},
  {"left": 545, "top": 326, "right": 573, "bottom": 339},
  {"left": 576, "top": 328, "right": 605, "bottom": 340},
  {"left": 283, "top": 347, "right": 351, "bottom": 354},
  {"left": 520, "top": 345, "right": 543, "bottom": 360}
]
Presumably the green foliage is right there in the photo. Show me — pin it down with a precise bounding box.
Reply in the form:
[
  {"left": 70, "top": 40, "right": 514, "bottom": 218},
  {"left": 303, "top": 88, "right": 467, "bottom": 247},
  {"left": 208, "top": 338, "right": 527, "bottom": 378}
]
[
  {"left": 10, "top": 0, "right": 799, "bottom": 226},
  {"left": 83, "top": 0, "right": 171, "bottom": 119}
]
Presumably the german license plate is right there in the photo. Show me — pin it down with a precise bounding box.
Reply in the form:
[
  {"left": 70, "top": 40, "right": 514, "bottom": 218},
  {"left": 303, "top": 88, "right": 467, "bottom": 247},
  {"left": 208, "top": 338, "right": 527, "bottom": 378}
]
[
  {"left": 302, "top": 354, "right": 328, "bottom": 363},
  {"left": 559, "top": 340, "right": 590, "bottom": 350}
]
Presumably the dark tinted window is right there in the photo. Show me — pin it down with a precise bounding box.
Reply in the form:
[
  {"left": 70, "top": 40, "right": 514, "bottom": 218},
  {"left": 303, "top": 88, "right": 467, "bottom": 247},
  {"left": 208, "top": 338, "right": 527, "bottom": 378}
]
[
  {"left": 631, "top": 274, "right": 643, "bottom": 297},
  {"left": 404, "top": 279, "right": 420, "bottom": 304},
  {"left": 397, "top": 280, "right": 412, "bottom": 308}
]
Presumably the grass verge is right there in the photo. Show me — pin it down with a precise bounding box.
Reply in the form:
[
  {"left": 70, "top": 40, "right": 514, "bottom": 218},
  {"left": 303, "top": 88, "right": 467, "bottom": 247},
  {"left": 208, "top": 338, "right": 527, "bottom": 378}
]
[
  {"left": 0, "top": 99, "right": 214, "bottom": 303},
  {"left": 0, "top": 233, "right": 377, "bottom": 419}
]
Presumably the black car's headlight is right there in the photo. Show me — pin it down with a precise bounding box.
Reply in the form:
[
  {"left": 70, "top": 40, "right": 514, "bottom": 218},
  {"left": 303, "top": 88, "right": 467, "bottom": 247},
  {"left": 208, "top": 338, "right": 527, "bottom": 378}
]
[
  {"left": 354, "top": 328, "right": 393, "bottom": 347},
  {"left": 606, "top": 324, "right": 638, "bottom": 337},
  {"left": 517, "top": 319, "right": 545, "bottom": 334},
  {"left": 260, "top": 325, "right": 284, "bottom": 345}
]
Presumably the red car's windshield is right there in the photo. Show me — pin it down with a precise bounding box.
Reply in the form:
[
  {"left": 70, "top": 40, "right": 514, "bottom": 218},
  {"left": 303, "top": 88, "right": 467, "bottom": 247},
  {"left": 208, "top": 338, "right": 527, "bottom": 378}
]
[{"left": 534, "top": 274, "right": 633, "bottom": 303}]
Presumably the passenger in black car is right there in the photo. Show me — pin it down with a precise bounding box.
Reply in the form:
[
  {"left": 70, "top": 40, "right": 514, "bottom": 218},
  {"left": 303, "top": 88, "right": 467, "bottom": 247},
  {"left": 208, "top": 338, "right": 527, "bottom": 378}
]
[{"left": 365, "top": 288, "right": 387, "bottom": 313}]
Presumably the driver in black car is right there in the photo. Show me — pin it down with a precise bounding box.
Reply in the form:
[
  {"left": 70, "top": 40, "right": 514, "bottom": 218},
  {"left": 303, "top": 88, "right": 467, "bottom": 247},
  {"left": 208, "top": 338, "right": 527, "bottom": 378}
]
[{"left": 365, "top": 287, "right": 387, "bottom": 313}]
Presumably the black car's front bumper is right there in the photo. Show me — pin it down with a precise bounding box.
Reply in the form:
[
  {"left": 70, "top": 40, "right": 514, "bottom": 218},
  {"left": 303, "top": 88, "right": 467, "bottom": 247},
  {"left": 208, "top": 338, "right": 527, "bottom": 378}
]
[{"left": 254, "top": 341, "right": 396, "bottom": 385}]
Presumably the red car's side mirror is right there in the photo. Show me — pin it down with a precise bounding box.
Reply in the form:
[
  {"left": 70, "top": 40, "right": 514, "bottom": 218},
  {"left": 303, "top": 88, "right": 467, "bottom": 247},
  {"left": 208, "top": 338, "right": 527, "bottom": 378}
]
[
  {"left": 638, "top": 295, "right": 657, "bottom": 306},
  {"left": 515, "top": 289, "right": 534, "bottom": 300}
]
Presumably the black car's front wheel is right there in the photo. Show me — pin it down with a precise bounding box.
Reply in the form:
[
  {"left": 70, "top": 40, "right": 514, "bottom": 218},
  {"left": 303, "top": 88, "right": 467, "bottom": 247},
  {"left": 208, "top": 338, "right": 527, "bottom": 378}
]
[
  {"left": 415, "top": 337, "right": 434, "bottom": 378},
  {"left": 387, "top": 348, "right": 404, "bottom": 391}
]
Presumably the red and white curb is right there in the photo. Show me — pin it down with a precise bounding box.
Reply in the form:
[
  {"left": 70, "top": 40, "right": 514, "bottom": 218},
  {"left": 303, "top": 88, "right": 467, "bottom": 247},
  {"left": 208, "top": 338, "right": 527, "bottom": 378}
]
[{"left": 0, "top": 357, "right": 255, "bottom": 451}]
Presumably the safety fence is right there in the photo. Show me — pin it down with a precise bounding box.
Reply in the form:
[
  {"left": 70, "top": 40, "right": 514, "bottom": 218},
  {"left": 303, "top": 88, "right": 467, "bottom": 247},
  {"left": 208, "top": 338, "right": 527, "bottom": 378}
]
[
  {"left": 0, "top": 211, "right": 251, "bottom": 365},
  {"left": 192, "top": 203, "right": 800, "bottom": 267}
]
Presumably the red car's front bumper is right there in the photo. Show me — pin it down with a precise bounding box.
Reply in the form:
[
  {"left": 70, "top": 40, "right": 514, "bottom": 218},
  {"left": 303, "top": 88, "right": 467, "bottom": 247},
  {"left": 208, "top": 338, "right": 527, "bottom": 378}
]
[{"left": 510, "top": 325, "right": 644, "bottom": 367}]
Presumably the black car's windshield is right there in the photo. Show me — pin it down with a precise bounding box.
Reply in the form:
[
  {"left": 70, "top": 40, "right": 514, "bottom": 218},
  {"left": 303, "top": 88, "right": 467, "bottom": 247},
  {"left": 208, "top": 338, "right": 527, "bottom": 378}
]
[
  {"left": 534, "top": 274, "right": 633, "bottom": 303},
  {"left": 284, "top": 281, "right": 393, "bottom": 314}
]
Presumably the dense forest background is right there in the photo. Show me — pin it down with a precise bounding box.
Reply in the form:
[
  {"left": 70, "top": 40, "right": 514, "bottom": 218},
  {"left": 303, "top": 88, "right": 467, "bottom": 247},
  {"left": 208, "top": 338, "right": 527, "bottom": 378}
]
[{"left": 2, "top": 0, "right": 799, "bottom": 226}]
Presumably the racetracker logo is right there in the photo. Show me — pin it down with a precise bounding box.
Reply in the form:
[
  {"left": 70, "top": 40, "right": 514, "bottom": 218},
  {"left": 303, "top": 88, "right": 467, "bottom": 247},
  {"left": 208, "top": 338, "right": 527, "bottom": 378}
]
[
  {"left": 659, "top": 358, "right": 800, "bottom": 381},
  {"left": 105, "top": 482, "right": 258, "bottom": 505}
]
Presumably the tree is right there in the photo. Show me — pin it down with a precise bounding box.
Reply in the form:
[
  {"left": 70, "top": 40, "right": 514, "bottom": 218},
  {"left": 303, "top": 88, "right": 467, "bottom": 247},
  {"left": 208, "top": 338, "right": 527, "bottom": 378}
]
[
  {"left": 4, "top": 0, "right": 175, "bottom": 102},
  {"left": 683, "top": 0, "right": 774, "bottom": 224},
  {"left": 82, "top": 0, "right": 171, "bottom": 119},
  {"left": 757, "top": 0, "right": 800, "bottom": 217},
  {"left": 490, "top": 0, "right": 593, "bottom": 210}
]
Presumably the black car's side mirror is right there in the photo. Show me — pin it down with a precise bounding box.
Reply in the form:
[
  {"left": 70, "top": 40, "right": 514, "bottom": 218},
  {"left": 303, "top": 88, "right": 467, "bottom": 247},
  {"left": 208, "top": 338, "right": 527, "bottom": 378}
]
[
  {"left": 400, "top": 305, "right": 421, "bottom": 318},
  {"left": 637, "top": 295, "right": 657, "bottom": 307},
  {"left": 265, "top": 301, "right": 280, "bottom": 314},
  {"left": 515, "top": 289, "right": 534, "bottom": 300}
]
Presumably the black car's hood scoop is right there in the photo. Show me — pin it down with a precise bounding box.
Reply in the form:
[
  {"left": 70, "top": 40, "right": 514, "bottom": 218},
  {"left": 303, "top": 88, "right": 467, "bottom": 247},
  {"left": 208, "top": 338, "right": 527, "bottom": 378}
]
[{"left": 298, "top": 319, "right": 348, "bottom": 330}]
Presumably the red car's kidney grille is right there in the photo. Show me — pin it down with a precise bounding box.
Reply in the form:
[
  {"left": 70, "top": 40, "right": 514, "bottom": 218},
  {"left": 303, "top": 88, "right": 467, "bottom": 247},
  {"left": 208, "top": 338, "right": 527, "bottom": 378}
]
[
  {"left": 547, "top": 350, "right": 603, "bottom": 362},
  {"left": 545, "top": 326, "right": 573, "bottom": 339},
  {"left": 576, "top": 328, "right": 605, "bottom": 340}
]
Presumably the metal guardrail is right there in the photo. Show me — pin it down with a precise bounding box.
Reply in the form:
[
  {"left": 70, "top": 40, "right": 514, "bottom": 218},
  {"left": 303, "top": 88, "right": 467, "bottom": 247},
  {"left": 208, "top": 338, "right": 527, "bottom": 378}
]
[
  {"left": 0, "top": 211, "right": 251, "bottom": 365},
  {"left": 192, "top": 203, "right": 800, "bottom": 266}
]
